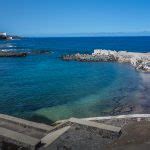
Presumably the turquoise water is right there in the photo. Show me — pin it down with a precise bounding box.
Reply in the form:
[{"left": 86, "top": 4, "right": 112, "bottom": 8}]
[{"left": 0, "top": 37, "right": 150, "bottom": 122}]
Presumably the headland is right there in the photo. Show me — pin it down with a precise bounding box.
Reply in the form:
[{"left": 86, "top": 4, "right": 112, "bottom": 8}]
[{"left": 0, "top": 32, "right": 13, "bottom": 40}]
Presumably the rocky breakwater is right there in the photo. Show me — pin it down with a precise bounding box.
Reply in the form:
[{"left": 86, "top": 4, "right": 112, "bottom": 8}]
[
  {"left": 61, "top": 52, "right": 117, "bottom": 62},
  {"left": 61, "top": 49, "right": 150, "bottom": 72},
  {"left": 130, "top": 54, "right": 150, "bottom": 72}
]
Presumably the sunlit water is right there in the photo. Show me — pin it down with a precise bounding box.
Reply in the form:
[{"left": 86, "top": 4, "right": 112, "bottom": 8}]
[{"left": 0, "top": 37, "right": 150, "bottom": 122}]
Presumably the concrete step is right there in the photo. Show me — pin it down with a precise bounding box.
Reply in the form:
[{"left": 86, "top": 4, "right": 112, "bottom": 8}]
[
  {"left": 82, "top": 114, "right": 150, "bottom": 121},
  {"left": 0, "top": 127, "right": 40, "bottom": 149},
  {"left": 69, "top": 118, "right": 121, "bottom": 132},
  {"left": 68, "top": 118, "right": 121, "bottom": 139},
  {"left": 0, "top": 114, "right": 53, "bottom": 132},
  {"left": 41, "top": 126, "right": 71, "bottom": 148}
]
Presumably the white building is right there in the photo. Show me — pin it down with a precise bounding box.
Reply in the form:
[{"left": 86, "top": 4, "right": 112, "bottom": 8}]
[{"left": 0, "top": 32, "right": 7, "bottom": 36}]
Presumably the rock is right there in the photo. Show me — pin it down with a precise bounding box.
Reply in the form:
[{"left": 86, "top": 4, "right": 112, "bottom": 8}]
[
  {"left": 0, "top": 35, "right": 13, "bottom": 40},
  {"left": 0, "top": 51, "right": 27, "bottom": 57},
  {"left": 29, "top": 50, "right": 51, "bottom": 55},
  {"left": 131, "top": 56, "right": 150, "bottom": 72},
  {"left": 61, "top": 53, "right": 116, "bottom": 62}
]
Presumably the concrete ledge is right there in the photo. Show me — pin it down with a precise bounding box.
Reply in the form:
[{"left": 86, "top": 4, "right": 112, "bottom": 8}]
[
  {"left": 82, "top": 114, "right": 150, "bottom": 121},
  {"left": 0, "top": 114, "right": 52, "bottom": 132},
  {"left": 53, "top": 119, "right": 68, "bottom": 124},
  {"left": 41, "top": 126, "right": 71, "bottom": 148},
  {"left": 50, "top": 121, "right": 69, "bottom": 132},
  {"left": 69, "top": 118, "right": 121, "bottom": 132},
  {"left": 68, "top": 118, "right": 121, "bottom": 139},
  {"left": 0, "top": 127, "right": 40, "bottom": 149},
  {"left": 55, "top": 114, "right": 150, "bottom": 124}
]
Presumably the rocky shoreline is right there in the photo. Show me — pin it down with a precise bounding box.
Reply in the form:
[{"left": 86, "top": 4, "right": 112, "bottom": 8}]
[{"left": 61, "top": 49, "right": 150, "bottom": 72}]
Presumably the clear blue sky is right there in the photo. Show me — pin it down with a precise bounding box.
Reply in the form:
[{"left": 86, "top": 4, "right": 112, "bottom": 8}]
[{"left": 0, "top": 0, "right": 150, "bottom": 36}]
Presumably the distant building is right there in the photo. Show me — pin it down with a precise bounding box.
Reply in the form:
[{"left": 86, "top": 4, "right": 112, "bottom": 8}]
[{"left": 0, "top": 32, "right": 7, "bottom": 36}]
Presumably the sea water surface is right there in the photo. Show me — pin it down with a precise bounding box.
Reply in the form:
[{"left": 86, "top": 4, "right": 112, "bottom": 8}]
[{"left": 0, "top": 37, "right": 150, "bottom": 123}]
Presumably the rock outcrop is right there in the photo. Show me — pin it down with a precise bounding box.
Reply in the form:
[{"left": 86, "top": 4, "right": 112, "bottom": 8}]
[
  {"left": 0, "top": 34, "right": 13, "bottom": 40},
  {"left": 0, "top": 51, "right": 27, "bottom": 57},
  {"left": 130, "top": 56, "right": 150, "bottom": 72},
  {"left": 0, "top": 50, "right": 52, "bottom": 57},
  {"left": 29, "top": 50, "right": 51, "bottom": 55}
]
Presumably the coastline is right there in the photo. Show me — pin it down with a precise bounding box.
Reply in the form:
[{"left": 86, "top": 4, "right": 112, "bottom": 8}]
[{"left": 0, "top": 37, "right": 150, "bottom": 126}]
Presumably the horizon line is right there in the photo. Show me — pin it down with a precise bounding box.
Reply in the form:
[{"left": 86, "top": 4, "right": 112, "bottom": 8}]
[
  {"left": 16, "top": 31, "right": 150, "bottom": 37},
  {"left": 24, "top": 35, "right": 150, "bottom": 38}
]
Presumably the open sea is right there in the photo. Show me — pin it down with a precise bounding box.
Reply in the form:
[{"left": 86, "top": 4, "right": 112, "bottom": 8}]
[{"left": 0, "top": 37, "right": 150, "bottom": 123}]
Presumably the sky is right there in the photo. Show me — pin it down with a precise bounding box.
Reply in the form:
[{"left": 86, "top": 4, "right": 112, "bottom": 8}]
[{"left": 0, "top": 0, "right": 150, "bottom": 36}]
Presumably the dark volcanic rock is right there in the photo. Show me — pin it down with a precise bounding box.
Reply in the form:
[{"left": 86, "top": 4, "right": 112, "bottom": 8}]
[
  {"left": 0, "top": 35, "right": 7, "bottom": 40},
  {"left": 0, "top": 35, "right": 13, "bottom": 40},
  {"left": 0, "top": 51, "right": 27, "bottom": 57}
]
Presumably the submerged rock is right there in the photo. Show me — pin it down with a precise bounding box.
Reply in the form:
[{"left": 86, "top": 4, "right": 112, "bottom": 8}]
[{"left": 29, "top": 50, "right": 51, "bottom": 55}]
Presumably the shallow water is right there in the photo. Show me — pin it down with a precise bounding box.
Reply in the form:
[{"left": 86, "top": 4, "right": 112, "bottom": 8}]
[{"left": 0, "top": 37, "right": 150, "bottom": 122}]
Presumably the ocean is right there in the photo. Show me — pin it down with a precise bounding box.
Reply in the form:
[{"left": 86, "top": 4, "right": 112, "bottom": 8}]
[{"left": 0, "top": 37, "right": 150, "bottom": 123}]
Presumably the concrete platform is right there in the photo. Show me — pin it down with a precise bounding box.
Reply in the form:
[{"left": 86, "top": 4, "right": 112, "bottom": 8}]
[
  {"left": 0, "top": 114, "right": 52, "bottom": 132},
  {"left": 69, "top": 118, "right": 121, "bottom": 139},
  {"left": 41, "top": 126, "right": 71, "bottom": 149},
  {"left": 0, "top": 114, "right": 53, "bottom": 149},
  {"left": 0, "top": 114, "right": 149, "bottom": 150},
  {"left": 0, "top": 127, "right": 40, "bottom": 150},
  {"left": 0, "top": 114, "right": 53, "bottom": 139}
]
